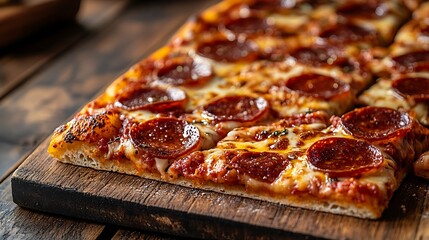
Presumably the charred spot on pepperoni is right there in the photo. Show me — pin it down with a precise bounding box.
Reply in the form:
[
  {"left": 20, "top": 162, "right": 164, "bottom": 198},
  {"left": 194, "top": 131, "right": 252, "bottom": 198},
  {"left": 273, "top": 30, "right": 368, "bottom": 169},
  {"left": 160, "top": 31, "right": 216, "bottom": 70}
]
[
  {"left": 391, "top": 50, "right": 429, "bottom": 73},
  {"left": 337, "top": 1, "right": 387, "bottom": 18},
  {"left": 196, "top": 39, "right": 259, "bottom": 63},
  {"left": 307, "top": 138, "right": 383, "bottom": 178},
  {"left": 285, "top": 73, "right": 350, "bottom": 99},
  {"left": 115, "top": 86, "right": 187, "bottom": 112},
  {"left": 230, "top": 152, "right": 289, "bottom": 183},
  {"left": 156, "top": 57, "right": 213, "bottom": 87},
  {"left": 392, "top": 77, "right": 429, "bottom": 102},
  {"left": 341, "top": 107, "right": 412, "bottom": 140},
  {"left": 129, "top": 118, "right": 200, "bottom": 159},
  {"left": 203, "top": 96, "right": 268, "bottom": 122},
  {"left": 319, "top": 24, "right": 376, "bottom": 44}
]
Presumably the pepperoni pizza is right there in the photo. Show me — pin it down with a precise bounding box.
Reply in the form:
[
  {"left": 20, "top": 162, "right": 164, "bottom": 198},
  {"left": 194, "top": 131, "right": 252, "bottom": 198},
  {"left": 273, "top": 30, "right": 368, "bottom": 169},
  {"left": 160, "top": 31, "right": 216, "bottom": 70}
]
[{"left": 48, "top": 0, "right": 429, "bottom": 219}]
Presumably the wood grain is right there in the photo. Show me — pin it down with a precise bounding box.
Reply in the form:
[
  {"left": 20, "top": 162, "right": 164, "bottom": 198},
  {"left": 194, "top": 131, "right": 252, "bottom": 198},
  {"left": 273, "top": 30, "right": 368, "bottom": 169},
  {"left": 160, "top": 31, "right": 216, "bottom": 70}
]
[
  {"left": 0, "top": 175, "right": 105, "bottom": 239},
  {"left": 11, "top": 139, "right": 429, "bottom": 240},
  {"left": 0, "top": 0, "right": 128, "bottom": 99},
  {"left": 112, "top": 229, "right": 185, "bottom": 240},
  {"left": 0, "top": 0, "right": 81, "bottom": 48},
  {"left": 415, "top": 182, "right": 429, "bottom": 240}
]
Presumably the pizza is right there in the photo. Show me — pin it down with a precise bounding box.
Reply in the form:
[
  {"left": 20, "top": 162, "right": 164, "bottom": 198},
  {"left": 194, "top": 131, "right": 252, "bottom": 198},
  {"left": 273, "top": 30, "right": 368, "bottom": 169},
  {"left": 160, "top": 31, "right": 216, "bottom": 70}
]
[
  {"left": 359, "top": 2, "right": 429, "bottom": 125},
  {"left": 48, "top": 0, "right": 429, "bottom": 219}
]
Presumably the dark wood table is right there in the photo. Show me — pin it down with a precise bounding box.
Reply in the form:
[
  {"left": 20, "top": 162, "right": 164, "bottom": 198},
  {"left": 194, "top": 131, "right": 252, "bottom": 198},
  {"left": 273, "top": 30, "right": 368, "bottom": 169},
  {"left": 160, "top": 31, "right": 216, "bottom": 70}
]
[{"left": 0, "top": 0, "right": 216, "bottom": 238}]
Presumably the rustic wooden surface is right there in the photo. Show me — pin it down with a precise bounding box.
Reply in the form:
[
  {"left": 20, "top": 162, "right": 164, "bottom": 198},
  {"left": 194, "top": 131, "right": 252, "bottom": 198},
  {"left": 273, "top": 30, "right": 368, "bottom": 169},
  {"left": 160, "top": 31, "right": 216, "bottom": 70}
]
[
  {"left": 0, "top": 0, "right": 81, "bottom": 48},
  {"left": 0, "top": 0, "right": 218, "bottom": 239},
  {"left": 0, "top": 176, "right": 105, "bottom": 239}
]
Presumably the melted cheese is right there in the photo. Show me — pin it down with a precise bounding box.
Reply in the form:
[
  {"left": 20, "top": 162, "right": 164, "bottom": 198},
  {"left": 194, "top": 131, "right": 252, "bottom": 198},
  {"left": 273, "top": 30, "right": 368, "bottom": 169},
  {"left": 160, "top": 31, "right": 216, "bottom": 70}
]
[{"left": 209, "top": 120, "right": 401, "bottom": 201}]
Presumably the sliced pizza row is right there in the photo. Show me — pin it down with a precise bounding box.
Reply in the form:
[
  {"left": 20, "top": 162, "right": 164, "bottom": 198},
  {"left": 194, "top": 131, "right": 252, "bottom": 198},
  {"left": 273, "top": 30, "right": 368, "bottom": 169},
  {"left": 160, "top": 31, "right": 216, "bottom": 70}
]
[{"left": 48, "top": 0, "right": 429, "bottom": 219}]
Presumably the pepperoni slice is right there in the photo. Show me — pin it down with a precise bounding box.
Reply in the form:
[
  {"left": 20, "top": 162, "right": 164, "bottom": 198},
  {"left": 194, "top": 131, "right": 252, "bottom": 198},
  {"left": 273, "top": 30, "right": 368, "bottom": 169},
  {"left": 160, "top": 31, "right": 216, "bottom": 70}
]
[
  {"left": 230, "top": 152, "right": 289, "bottom": 183},
  {"left": 248, "top": 0, "right": 297, "bottom": 10},
  {"left": 223, "top": 16, "right": 273, "bottom": 36},
  {"left": 420, "top": 24, "right": 429, "bottom": 38},
  {"left": 248, "top": 0, "right": 321, "bottom": 11},
  {"left": 341, "top": 107, "right": 412, "bottom": 140},
  {"left": 203, "top": 96, "right": 268, "bottom": 122},
  {"left": 391, "top": 50, "right": 429, "bottom": 72},
  {"left": 290, "top": 45, "right": 339, "bottom": 65},
  {"left": 289, "top": 45, "right": 356, "bottom": 71},
  {"left": 129, "top": 118, "right": 200, "bottom": 159},
  {"left": 319, "top": 24, "right": 376, "bottom": 44},
  {"left": 285, "top": 73, "right": 350, "bottom": 99},
  {"left": 115, "top": 86, "right": 187, "bottom": 112},
  {"left": 196, "top": 39, "right": 259, "bottom": 63},
  {"left": 337, "top": 1, "right": 386, "bottom": 18},
  {"left": 392, "top": 77, "right": 429, "bottom": 102},
  {"left": 307, "top": 138, "right": 383, "bottom": 178},
  {"left": 156, "top": 57, "right": 213, "bottom": 86}
]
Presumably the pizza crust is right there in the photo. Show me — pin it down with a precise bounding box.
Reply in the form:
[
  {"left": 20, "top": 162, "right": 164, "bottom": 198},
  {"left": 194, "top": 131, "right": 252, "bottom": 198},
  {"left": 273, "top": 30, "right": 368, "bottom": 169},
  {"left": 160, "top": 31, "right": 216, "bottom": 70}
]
[{"left": 54, "top": 145, "right": 382, "bottom": 219}]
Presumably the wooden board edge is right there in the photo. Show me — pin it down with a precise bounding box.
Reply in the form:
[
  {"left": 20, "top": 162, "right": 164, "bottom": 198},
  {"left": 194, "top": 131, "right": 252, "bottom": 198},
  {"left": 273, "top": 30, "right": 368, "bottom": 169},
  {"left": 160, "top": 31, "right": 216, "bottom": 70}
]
[{"left": 10, "top": 172, "right": 323, "bottom": 240}]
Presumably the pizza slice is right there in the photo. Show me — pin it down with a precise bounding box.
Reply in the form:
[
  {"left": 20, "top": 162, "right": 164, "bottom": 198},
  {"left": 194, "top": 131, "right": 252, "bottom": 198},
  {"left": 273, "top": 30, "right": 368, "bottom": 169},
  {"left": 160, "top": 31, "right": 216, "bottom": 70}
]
[
  {"left": 167, "top": 106, "right": 429, "bottom": 219},
  {"left": 47, "top": 0, "right": 429, "bottom": 221},
  {"left": 359, "top": 3, "right": 429, "bottom": 125}
]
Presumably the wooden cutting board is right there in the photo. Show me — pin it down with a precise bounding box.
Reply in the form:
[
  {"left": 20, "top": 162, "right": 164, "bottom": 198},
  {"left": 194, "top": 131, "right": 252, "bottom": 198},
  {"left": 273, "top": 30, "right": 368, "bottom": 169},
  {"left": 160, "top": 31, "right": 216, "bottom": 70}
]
[
  {"left": 10, "top": 138, "right": 429, "bottom": 239},
  {"left": 0, "top": 0, "right": 81, "bottom": 48}
]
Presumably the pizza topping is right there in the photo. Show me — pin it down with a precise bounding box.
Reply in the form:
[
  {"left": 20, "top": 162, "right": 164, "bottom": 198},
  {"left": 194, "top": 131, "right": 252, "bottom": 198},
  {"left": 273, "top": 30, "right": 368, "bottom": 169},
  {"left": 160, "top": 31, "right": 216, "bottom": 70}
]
[
  {"left": 337, "top": 1, "right": 386, "bottom": 18},
  {"left": 196, "top": 39, "right": 259, "bottom": 63},
  {"left": 230, "top": 152, "right": 289, "bottom": 183},
  {"left": 341, "top": 107, "right": 412, "bottom": 140},
  {"left": 247, "top": 0, "right": 320, "bottom": 11},
  {"left": 290, "top": 45, "right": 340, "bottom": 66},
  {"left": 419, "top": 24, "right": 429, "bottom": 38},
  {"left": 247, "top": 0, "right": 298, "bottom": 10},
  {"left": 319, "top": 24, "right": 376, "bottom": 44},
  {"left": 128, "top": 118, "right": 200, "bottom": 159},
  {"left": 392, "top": 77, "right": 429, "bottom": 102},
  {"left": 203, "top": 96, "right": 268, "bottom": 122},
  {"left": 170, "top": 151, "right": 205, "bottom": 178},
  {"left": 115, "top": 86, "right": 187, "bottom": 112},
  {"left": 285, "top": 73, "right": 350, "bottom": 99},
  {"left": 156, "top": 57, "right": 213, "bottom": 86},
  {"left": 289, "top": 45, "right": 356, "bottom": 71},
  {"left": 223, "top": 16, "right": 273, "bottom": 36},
  {"left": 391, "top": 50, "right": 429, "bottom": 72},
  {"left": 307, "top": 138, "right": 383, "bottom": 178},
  {"left": 275, "top": 111, "right": 329, "bottom": 127},
  {"left": 269, "top": 138, "right": 290, "bottom": 150}
]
